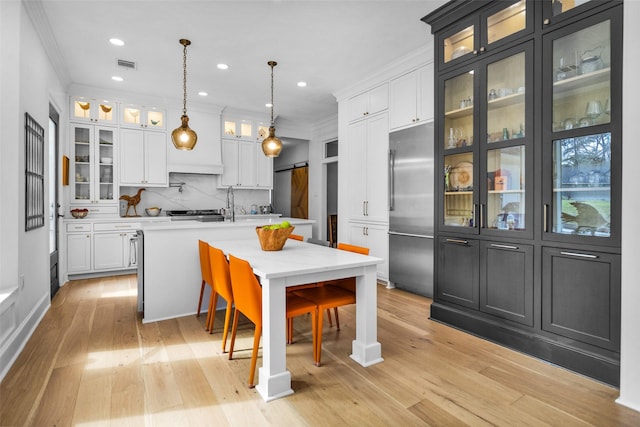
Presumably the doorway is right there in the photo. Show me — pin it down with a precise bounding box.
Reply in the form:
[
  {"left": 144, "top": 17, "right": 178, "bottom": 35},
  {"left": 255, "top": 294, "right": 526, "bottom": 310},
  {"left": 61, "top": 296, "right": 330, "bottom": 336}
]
[{"left": 49, "top": 104, "right": 60, "bottom": 298}]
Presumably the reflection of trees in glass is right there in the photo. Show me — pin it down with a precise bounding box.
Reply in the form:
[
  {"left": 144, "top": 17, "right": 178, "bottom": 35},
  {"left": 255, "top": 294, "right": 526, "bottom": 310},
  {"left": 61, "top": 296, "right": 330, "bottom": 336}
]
[{"left": 561, "top": 132, "right": 611, "bottom": 170}]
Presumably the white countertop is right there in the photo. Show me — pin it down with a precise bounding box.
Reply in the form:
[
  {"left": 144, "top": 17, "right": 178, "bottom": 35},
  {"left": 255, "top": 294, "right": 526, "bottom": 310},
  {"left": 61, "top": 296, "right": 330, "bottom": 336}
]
[{"left": 142, "top": 217, "right": 314, "bottom": 231}]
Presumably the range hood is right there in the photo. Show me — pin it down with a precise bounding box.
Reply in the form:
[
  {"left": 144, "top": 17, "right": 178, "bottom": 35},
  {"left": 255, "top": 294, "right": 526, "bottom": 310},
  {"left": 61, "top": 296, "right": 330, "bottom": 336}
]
[{"left": 167, "top": 162, "right": 223, "bottom": 175}]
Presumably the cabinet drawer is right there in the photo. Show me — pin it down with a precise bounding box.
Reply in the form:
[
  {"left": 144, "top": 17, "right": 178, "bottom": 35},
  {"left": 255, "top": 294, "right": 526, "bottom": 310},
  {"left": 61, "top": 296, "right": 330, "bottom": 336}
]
[
  {"left": 69, "top": 205, "right": 118, "bottom": 216},
  {"left": 93, "top": 222, "right": 142, "bottom": 232},
  {"left": 66, "top": 223, "right": 92, "bottom": 232}
]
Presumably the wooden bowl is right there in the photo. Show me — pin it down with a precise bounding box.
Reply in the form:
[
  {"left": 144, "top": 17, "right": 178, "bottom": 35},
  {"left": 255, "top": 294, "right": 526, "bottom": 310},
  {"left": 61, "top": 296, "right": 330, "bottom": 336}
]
[
  {"left": 70, "top": 209, "right": 88, "bottom": 219},
  {"left": 255, "top": 226, "right": 295, "bottom": 251}
]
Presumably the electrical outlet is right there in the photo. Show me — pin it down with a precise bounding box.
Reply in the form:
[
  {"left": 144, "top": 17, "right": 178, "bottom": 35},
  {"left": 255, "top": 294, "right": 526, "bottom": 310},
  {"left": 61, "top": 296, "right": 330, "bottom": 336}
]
[{"left": 19, "top": 274, "right": 25, "bottom": 291}]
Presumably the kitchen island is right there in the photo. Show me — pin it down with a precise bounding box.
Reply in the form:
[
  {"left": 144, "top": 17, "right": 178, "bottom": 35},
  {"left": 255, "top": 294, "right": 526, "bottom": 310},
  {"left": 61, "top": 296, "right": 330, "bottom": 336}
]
[{"left": 140, "top": 217, "right": 314, "bottom": 322}]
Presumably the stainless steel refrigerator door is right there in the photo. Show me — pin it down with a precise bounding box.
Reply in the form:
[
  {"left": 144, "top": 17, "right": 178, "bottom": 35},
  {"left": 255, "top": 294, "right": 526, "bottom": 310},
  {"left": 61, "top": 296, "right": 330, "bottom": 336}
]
[
  {"left": 389, "top": 123, "right": 434, "bottom": 235},
  {"left": 389, "top": 232, "right": 434, "bottom": 298}
]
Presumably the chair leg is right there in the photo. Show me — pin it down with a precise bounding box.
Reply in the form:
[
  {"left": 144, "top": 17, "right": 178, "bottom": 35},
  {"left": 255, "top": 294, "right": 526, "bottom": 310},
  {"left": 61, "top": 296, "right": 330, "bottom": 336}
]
[
  {"left": 229, "top": 308, "right": 240, "bottom": 360},
  {"left": 334, "top": 307, "right": 340, "bottom": 331},
  {"left": 248, "top": 324, "right": 262, "bottom": 388},
  {"left": 196, "top": 279, "right": 205, "bottom": 317},
  {"left": 221, "top": 302, "right": 233, "bottom": 352},
  {"left": 206, "top": 291, "right": 218, "bottom": 333},
  {"left": 287, "top": 317, "right": 293, "bottom": 344},
  {"left": 326, "top": 308, "right": 333, "bottom": 327},
  {"left": 315, "top": 307, "right": 324, "bottom": 366}
]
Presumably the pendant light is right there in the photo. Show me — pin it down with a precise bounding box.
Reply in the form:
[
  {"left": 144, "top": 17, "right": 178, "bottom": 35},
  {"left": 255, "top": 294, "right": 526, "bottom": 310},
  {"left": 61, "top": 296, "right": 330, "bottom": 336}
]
[
  {"left": 171, "top": 39, "right": 198, "bottom": 151},
  {"left": 262, "top": 61, "right": 283, "bottom": 157}
]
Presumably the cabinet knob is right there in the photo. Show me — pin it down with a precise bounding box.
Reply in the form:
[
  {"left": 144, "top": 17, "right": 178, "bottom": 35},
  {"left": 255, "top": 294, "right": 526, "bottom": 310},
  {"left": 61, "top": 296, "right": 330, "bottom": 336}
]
[
  {"left": 473, "top": 50, "right": 478, "bottom": 55},
  {"left": 479, "top": 47, "right": 486, "bottom": 53},
  {"left": 543, "top": 18, "right": 550, "bottom": 25}
]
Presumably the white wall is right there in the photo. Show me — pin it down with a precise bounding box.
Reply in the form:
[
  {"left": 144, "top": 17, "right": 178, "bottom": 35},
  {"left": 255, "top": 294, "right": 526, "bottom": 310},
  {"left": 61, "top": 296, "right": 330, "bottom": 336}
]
[
  {"left": 618, "top": 0, "right": 640, "bottom": 412},
  {"left": 0, "top": 0, "right": 67, "bottom": 380}
]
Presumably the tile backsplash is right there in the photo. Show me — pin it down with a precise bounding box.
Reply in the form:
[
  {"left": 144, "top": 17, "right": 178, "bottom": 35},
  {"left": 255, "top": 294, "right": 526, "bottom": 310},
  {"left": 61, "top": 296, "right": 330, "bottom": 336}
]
[{"left": 120, "top": 173, "right": 271, "bottom": 214}]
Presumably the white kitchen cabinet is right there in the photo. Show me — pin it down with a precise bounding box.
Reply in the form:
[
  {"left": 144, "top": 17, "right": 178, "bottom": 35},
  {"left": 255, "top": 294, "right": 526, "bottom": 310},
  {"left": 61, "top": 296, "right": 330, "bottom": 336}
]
[
  {"left": 347, "top": 83, "right": 389, "bottom": 123},
  {"left": 70, "top": 96, "right": 117, "bottom": 125},
  {"left": 66, "top": 228, "right": 92, "bottom": 274},
  {"left": 346, "top": 112, "right": 389, "bottom": 223},
  {"left": 256, "top": 147, "right": 273, "bottom": 188},
  {"left": 348, "top": 221, "right": 389, "bottom": 280},
  {"left": 389, "top": 63, "right": 434, "bottom": 130},
  {"left": 119, "top": 129, "right": 168, "bottom": 187},
  {"left": 93, "top": 229, "right": 138, "bottom": 271},
  {"left": 219, "top": 138, "right": 271, "bottom": 189},
  {"left": 120, "top": 103, "right": 166, "bottom": 130},
  {"left": 223, "top": 115, "right": 270, "bottom": 142},
  {"left": 70, "top": 123, "right": 119, "bottom": 213}
]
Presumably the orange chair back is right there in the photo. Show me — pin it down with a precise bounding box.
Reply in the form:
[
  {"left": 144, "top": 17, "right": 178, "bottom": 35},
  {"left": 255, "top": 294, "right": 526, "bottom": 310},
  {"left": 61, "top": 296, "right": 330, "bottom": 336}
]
[
  {"left": 288, "top": 234, "right": 304, "bottom": 241},
  {"left": 337, "top": 242, "right": 370, "bottom": 255},
  {"left": 209, "top": 246, "right": 233, "bottom": 303},
  {"left": 228, "top": 254, "right": 262, "bottom": 326},
  {"left": 198, "top": 240, "right": 214, "bottom": 285}
]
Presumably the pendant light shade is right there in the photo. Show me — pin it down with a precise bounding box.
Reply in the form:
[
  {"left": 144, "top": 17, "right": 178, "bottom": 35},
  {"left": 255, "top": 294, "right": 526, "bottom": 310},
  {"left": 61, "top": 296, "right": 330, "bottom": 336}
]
[
  {"left": 171, "top": 39, "right": 197, "bottom": 151},
  {"left": 262, "top": 61, "right": 283, "bottom": 157}
]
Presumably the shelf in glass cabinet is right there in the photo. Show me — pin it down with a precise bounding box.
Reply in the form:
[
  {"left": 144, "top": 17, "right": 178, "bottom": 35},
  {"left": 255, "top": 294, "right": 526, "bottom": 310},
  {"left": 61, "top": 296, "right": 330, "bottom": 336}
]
[
  {"left": 488, "top": 189, "right": 524, "bottom": 194},
  {"left": 445, "top": 190, "right": 474, "bottom": 195},
  {"left": 553, "top": 186, "right": 610, "bottom": 192},
  {"left": 553, "top": 67, "right": 610, "bottom": 94},
  {"left": 445, "top": 92, "right": 525, "bottom": 119}
]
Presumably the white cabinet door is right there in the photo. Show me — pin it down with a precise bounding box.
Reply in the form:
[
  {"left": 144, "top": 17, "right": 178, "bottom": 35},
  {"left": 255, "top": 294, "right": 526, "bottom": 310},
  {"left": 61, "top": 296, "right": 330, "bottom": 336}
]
[
  {"left": 238, "top": 141, "right": 257, "bottom": 187},
  {"left": 256, "top": 148, "right": 273, "bottom": 188},
  {"left": 347, "top": 83, "right": 389, "bottom": 122},
  {"left": 346, "top": 113, "right": 389, "bottom": 223},
  {"left": 390, "top": 71, "right": 419, "bottom": 130},
  {"left": 67, "top": 233, "right": 92, "bottom": 273},
  {"left": 145, "top": 131, "right": 168, "bottom": 186},
  {"left": 365, "top": 113, "right": 390, "bottom": 222},
  {"left": 418, "top": 63, "right": 434, "bottom": 123},
  {"left": 94, "top": 232, "right": 125, "bottom": 270},
  {"left": 119, "top": 129, "right": 146, "bottom": 185},
  {"left": 124, "top": 231, "right": 138, "bottom": 268},
  {"left": 119, "top": 129, "right": 167, "bottom": 186},
  {"left": 347, "top": 120, "right": 368, "bottom": 220},
  {"left": 220, "top": 139, "right": 239, "bottom": 187},
  {"left": 347, "top": 222, "right": 389, "bottom": 279}
]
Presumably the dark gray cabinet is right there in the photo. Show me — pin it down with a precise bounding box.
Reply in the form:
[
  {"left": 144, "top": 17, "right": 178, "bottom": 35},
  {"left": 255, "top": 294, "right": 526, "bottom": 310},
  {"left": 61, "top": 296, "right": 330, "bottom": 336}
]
[
  {"left": 424, "top": 0, "right": 622, "bottom": 386},
  {"left": 542, "top": 247, "right": 620, "bottom": 351},
  {"left": 436, "top": 237, "right": 479, "bottom": 309},
  {"left": 480, "top": 241, "right": 533, "bottom": 326}
]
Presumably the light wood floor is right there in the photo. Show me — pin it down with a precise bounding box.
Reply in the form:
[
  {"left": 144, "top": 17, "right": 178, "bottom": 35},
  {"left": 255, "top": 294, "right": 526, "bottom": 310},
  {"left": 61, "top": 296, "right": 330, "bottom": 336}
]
[{"left": 1, "top": 275, "right": 639, "bottom": 426}]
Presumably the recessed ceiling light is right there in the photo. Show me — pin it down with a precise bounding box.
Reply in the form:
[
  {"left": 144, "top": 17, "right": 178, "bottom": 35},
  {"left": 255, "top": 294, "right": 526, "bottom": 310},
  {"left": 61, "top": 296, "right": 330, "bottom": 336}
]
[
  {"left": 217, "top": 64, "right": 229, "bottom": 70},
  {"left": 198, "top": 91, "right": 208, "bottom": 97},
  {"left": 297, "top": 81, "right": 307, "bottom": 87},
  {"left": 112, "top": 76, "right": 124, "bottom": 82},
  {"left": 265, "top": 103, "right": 273, "bottom": 108},
  {"left": 109, "top": 38, "right": 125, "bottom": 46}
]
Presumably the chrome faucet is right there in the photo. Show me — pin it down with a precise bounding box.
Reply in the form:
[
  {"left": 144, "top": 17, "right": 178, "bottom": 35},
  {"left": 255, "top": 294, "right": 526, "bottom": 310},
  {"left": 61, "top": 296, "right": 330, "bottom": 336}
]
[{"left": 226, "top": 186, "right": 235, "bottom": 222}]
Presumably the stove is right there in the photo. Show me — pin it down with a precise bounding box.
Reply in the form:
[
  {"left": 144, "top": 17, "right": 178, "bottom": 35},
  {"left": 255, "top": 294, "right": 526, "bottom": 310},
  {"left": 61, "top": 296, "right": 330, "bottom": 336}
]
[{"left": 165, "top": 209, "right": 225, "bottom": 222}]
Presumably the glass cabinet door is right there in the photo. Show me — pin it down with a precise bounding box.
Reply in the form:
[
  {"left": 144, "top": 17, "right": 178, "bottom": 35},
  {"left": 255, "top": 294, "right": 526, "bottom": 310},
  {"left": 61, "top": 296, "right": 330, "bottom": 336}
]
[
  {"left": 73, "top": 126, "right": 92, "bottom": 202},
  {"left": 443, "top": 24, "right": 475, "bottom": 65},
  {"left": 485, "top": 0, "right": 528, "bottom": 46},
  {"left": 486, "top": 51, "right": 526, "bottom": 144},
  {"left": 486, "top": 146, "right": 526, "bottom": 231},
  {"left": 552, "top": 20, "right": 610, "bottom": 132},
  {"left": 97, "top": 128, "right": 115, "bottom": 202},
  {"left": 551, "top": 132, "right": 611, "bottom": 237},
  {"left": 444, "top": 152, "right": 475, "bottom": 228},
  {"left": 443, "top": 70, "right": 475, "bottom": 150}
]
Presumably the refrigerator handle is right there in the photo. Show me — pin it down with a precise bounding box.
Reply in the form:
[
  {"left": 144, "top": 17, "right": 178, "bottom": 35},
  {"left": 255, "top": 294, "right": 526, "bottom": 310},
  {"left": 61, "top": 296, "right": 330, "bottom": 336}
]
[{"left": 389, "top": 149, "right": 395, "bottom": 211}]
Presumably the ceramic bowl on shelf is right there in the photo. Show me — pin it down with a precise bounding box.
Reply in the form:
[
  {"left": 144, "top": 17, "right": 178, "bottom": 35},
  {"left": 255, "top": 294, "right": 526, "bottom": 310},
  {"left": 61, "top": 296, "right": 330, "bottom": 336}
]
[
  {"left": 70, "top": 208, "right": 88, "bottom": 219},
  {"left": 101, "top": 157, "right": 113, "bottom": 164},
  {"left": 145, "top": 207, "right": 162, "bottom": 217}
]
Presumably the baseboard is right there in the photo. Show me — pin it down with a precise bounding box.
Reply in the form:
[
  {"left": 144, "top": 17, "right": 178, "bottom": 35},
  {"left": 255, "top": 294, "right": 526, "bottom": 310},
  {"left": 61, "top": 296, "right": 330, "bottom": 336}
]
[
  {"left": 0, "top": 291, "right": 50, "bottom": 382},
  {"left": 430, "top": 302, "right": 620, "bottom": 387}
]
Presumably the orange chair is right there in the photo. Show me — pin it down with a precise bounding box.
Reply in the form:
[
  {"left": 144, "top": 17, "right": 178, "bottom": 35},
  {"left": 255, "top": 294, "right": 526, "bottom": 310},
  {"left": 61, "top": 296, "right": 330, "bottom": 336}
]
[
  {"left": 197, "top": 240, "right": 217, "bottom": 332},
  {"left": 208, "top": 246, "right": 234, "bottom": 353},
  {"left": 228, "top": 254, "right": 318, "bottom": 388},
  {"left": 293, "top": 242, "right": 369, "bottom": 366}
]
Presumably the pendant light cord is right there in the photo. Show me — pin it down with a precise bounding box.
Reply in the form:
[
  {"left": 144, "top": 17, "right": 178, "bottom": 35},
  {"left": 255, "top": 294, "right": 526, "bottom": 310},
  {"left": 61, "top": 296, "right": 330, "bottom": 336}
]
[
  {"left": 182, "top": 43, "right": 188, "bottom": 116},
  {"left": 270, "top": 63, "right": 275, "bottom": 126}
]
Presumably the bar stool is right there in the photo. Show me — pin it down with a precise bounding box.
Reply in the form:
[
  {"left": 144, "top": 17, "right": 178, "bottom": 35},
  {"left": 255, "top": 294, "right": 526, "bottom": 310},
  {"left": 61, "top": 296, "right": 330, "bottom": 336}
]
[
  {"left": 197, "top": 240, "right": 217, "bottom": 332},
  {"left": 208, "top": 245, "right": 234, "bottom": 353}
]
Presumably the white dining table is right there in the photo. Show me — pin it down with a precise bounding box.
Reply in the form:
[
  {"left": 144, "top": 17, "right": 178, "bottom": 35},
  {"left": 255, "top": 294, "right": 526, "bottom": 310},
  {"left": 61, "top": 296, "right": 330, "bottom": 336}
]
[{"left": 208, "top": 238, "right": 384, "bottom": 402}]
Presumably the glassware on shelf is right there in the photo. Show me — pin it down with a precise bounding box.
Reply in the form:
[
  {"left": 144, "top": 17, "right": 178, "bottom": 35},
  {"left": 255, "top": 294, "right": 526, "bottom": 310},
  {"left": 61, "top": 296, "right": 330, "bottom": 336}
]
[{"left": 585, "top": 100, "right": 603, "bottom": 121}]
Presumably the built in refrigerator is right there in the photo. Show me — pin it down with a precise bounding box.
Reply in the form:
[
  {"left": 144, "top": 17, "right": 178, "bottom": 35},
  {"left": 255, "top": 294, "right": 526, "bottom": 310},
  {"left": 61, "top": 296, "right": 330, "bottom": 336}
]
[{"left": 388, "top": 123, "right": 434, "bottom": 297}]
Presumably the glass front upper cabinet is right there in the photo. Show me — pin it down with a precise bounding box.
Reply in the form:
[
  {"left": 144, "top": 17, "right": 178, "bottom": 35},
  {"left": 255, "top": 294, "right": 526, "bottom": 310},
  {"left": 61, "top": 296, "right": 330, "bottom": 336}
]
[
  {"left": 544, "top": 0, "right": 604, "bottom": 26},
  {"left": 70, "top": 97, "right": 117, "bottom": 124},
  {"left": 443, "top": 71, "right": 474, "bottom": 151},
  {"left": 486, "top": 0, "right": 527, "bottom": 45},
  {"left": 486, "top": 146, "right": 526, "bottom": 231},
  {"left": 486, "top": 51, "right": 526, "bottom": 144},
  {"left": 552, "top": 20, "right": 610, "bottom": 132},
  {"left": 552, "top": 132, "right": 611, "bottom": 237},
  {"left": 444, "top": 152, "right": 475, "bottom": 228}
]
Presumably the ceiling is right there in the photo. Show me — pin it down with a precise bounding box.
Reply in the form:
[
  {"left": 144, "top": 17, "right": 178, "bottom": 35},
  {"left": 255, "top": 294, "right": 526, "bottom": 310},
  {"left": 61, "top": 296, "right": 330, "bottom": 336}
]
[{"left": 37, "top": 0, "right": 446, "bottom": 128}]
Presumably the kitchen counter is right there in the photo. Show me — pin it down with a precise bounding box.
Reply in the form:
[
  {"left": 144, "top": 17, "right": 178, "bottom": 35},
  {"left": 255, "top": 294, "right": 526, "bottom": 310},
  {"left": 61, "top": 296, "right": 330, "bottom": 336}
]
[{"left": 141, "top": 217, "right": 314, "bottom": 322}]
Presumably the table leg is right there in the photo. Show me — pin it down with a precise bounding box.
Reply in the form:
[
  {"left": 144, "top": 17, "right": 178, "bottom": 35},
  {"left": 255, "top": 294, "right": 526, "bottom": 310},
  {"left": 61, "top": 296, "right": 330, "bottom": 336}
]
[
  {"left": 350, "top": 264, "right": 384, "bottom": 366},
  {"left": 255, "top": 277, "right": 294, "bottom": 401}
]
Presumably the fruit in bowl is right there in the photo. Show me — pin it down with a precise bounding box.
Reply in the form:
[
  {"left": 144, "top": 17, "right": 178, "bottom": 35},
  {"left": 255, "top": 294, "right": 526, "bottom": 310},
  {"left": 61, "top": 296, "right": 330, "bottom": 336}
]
[
  {"left": 70, "top": 208, "right": 89, "bottom": 219},
  {"left": 145, "top": 207, "right": 162, "bottom": 217},
  {"left": 256, "top": 222, "right": 295, "bottom": 251}
]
